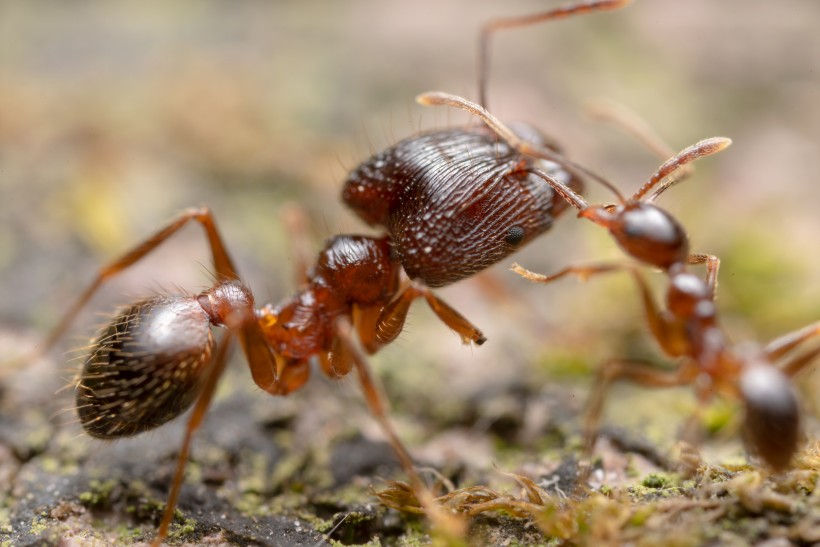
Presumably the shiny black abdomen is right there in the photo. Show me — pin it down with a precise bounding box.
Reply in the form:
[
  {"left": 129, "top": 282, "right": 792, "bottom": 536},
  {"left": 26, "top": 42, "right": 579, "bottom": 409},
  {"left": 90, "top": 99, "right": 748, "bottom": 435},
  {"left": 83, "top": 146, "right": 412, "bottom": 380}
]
[{"left": 76, "top": 297, "right": 214, "bottom": 438}]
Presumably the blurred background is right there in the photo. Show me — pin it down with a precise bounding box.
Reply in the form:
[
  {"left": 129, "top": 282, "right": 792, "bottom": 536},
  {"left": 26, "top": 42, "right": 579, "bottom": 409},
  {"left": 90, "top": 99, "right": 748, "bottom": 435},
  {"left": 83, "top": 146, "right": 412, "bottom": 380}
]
[
  {"left": 2, "top": 0, "right": 819, "bottom": 406},
  {"left": 0, "top": 0, "right": 819, "bottom": 540}
]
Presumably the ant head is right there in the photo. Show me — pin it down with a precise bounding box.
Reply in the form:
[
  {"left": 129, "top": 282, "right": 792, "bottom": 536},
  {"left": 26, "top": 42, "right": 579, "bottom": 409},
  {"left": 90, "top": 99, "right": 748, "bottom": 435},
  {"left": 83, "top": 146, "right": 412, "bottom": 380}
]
[
  {"left": 574, "top": 136, "right": 730, "bottom": 270},
  {"left": 738, "top": 362, "right": 801, "bottom": 471},
  {"left": 580, "top": 202, "right": 690, "bottom": 270},
  {"left": 343, "top": 148, "right": 397, "bottom": 228}
]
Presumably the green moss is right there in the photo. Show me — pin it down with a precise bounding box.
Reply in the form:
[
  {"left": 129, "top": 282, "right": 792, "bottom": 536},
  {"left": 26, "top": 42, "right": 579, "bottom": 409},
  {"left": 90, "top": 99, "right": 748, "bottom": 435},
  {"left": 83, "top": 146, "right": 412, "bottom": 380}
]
[
  {"left": 237, "top": 450, "right": 271, "bottom": 494},
  {"left": 311, "top": 484, "right": 374, "bottom": 510},
  {"left": 628, "top": 505, "right": 655, "bottom": 527},
  {"left": 328, "top": 537, "right": 381, "bottom": 547},
  {"left": 717, "top": 228, "right": 818, "bottom": 334},
  {"left": 397, "top": 528, "right": 429, "bottom": 546},
  {"left": 233, "top": 491, "right": 266, "bottom": 517},
  {"left": 22, "top": 411, "right": 52, "bottom": 455},
  {"left": 78, "top": 478, "right": 118, "bottom": 507},
  {"left": 641, "top": 473, "right": 674, "bottom": 489},
  {"left": 114, "top": 524, "right": 143, "bottom": 541},
  {"left": 168, "top": 517, "right": 198, "bottom": 540},
  {"left": 28, "top": 516, "right": 49, "bottom": 535},
  {"left": 701, "top": 400, "right": 737, "bottom": 435},
  {"left": 39, "top": 456, "right": 63, "bottom": 474},
  {"left": 537, "top": 351, "right": 596, "bottom": 380}
]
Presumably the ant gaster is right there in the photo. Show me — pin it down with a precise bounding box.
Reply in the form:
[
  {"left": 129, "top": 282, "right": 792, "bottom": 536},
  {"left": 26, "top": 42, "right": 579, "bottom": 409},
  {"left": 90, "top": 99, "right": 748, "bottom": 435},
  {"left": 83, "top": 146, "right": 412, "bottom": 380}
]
[
  {"left": 419, "top": 91, "right": 820, "bottom": 473},
  {"left": 37, "top": 1, "right": 631, "bottom": 543}
]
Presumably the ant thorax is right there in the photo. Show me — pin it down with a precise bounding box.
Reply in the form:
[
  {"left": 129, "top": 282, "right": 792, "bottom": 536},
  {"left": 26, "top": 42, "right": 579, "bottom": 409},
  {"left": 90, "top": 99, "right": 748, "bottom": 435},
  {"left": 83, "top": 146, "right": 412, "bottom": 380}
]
[{"left": 260, "top": 234, "right": 400, "bottom": 360}]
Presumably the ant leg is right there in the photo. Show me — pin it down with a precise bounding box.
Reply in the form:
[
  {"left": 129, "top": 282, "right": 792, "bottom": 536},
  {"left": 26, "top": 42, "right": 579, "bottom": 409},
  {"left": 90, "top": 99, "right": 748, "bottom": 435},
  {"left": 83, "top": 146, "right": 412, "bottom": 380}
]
[
  {"left": 42, "top": 207, "right": 239, "bottom": 354},
  {"left": 581, "top": 359, "right": 698, "bottom": 480},
  {"left": 586, "top": 98, "right": 682, "bottom": 166},
  {"left": 764, "top": 321, "right": 820, "bottom": 361},
  {"left": 781, "top": 345, "right": 820, "bottom": 380},
  {"left": 511, "top": 261, "right": 628, "bottom": 285},
  {"left": 153, "top": 333, "right": 235, "bottom": 546},
  {"left": 355, "top": 294, "right": 408, "bottom": 353},
  {"left": 360, "top": 283, "right": 486, "bottom": 353},
  {"left": 421, "top": 286, "right": 486, "bottom": 345},
  {"left": 347, "top": 303, "right": 380, "bottom": 354},
  {"left": 478, "top": 0, "right": 629, "bottom": 108},
  {"left": 513, "top": 262, "right": 687, "bottom": 359},
  {"left": 586, "top": 98, "right": 711, "bottom": 201},
  {"left": 318, "top": 333, "right": 355, "bottom": 378},
  {"left": 687, "top": 253, "right": 721, "bottom": 294},
  {"left": 332, "top": 318, "right": 466, "bottom": 537},
  {"left": 763, "top": 321, "right": 820, "bottom": 375},
  {"left": 332, "top": 318, "right": 416, "bottom": 474},
  {"left": 246, "top": 309, "right": 309, "bottom": 396}
]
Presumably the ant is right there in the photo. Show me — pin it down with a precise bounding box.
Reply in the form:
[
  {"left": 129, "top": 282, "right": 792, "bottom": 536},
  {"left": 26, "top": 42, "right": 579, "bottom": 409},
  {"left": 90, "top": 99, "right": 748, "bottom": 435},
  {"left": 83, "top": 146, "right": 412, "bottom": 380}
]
[
  {"left": 342, "top": 0, "right": 629, "bottom": 289},
  {"left": 418, "top": 90, "right": 820, "bottom": 474},
  {"left": 31, "top": 0, "right": 631, "bottom": 543}
]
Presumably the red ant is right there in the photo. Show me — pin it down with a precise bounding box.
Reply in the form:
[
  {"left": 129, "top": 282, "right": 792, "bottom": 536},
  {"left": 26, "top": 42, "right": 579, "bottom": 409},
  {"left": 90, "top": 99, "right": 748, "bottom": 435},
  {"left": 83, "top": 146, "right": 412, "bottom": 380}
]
[
  {"left": 343, "top": 0, "right": 629, "bottom": 289},
  {"left": 418, "top": 90, "right": 820, "bottom": 474},
  {"left": 32, "top": 0, "right": 631, "bottom": 544}
]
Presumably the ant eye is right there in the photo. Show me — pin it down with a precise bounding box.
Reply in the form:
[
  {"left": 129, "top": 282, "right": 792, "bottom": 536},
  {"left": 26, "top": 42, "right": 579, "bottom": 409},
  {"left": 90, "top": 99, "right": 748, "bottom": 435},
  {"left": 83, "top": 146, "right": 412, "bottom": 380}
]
[{"left": 505, "top": 225, "right": 525, "bottom": 245}]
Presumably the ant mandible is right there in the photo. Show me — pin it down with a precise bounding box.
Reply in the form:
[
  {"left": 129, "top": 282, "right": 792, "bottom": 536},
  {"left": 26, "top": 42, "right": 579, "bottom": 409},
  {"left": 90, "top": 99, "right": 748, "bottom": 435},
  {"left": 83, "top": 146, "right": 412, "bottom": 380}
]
[
  {"left": 418, "top": 90, "right": 820, "bottom": 474},
  {"left": 35, "top": 0, "right": 630, "bottom": 544}
]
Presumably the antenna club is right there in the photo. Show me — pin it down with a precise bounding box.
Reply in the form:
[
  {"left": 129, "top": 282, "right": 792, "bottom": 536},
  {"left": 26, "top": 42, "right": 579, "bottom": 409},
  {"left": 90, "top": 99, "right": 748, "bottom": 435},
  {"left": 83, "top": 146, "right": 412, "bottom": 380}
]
[
  {"left": 702, "top": 136, "right": 733, "bottom": 153},
  {"left": 416, "top": 92, "right": 447, "bottom": 106}
]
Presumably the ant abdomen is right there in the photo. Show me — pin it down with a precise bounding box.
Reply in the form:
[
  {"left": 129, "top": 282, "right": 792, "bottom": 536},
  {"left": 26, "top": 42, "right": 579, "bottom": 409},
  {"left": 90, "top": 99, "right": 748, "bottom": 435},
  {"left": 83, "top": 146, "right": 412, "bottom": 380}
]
[
  {"left": 76, "top": 296, "right": 215, "bottom": 439},
  {"left": 343, "top": 126, "right": 579, "bottom": 288},
  {"left": 739, "top": 364, "right": 801, "bottom": 470}
]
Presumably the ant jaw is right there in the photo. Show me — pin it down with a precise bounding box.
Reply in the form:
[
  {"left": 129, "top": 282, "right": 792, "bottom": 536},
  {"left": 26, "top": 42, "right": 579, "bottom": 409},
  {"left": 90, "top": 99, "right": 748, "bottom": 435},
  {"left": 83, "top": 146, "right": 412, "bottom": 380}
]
[
  {"left": 578, "top": 206, "right": 618, "bottom": 227},
  {"left": 739, "top": 364, "right": 801, "bottom": 471}
]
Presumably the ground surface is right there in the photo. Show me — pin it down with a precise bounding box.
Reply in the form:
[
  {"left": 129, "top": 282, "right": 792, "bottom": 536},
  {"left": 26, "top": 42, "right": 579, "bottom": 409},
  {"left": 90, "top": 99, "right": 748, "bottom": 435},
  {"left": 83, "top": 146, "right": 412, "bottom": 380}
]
[{"left": 1, "top": 1, "right": 820, "bottom": 545}]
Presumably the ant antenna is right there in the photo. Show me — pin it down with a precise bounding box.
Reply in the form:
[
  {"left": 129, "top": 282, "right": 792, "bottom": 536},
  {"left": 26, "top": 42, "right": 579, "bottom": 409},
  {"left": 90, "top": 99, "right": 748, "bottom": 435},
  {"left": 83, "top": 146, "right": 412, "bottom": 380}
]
[
  {"left": 633, "top": 137, "right": 732, "bottom": 203},
  {"left": 585, "top": 98, "right": 681, "bottom": 162},
  {"left": 530, "top": 168, "right": 587, "bottom": 210},
  {"left": 417, "top": 91, "right": 626, "bottom": 203},
  {"left": 478, "top": 0, "right": 631, "bottom": 109}
]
